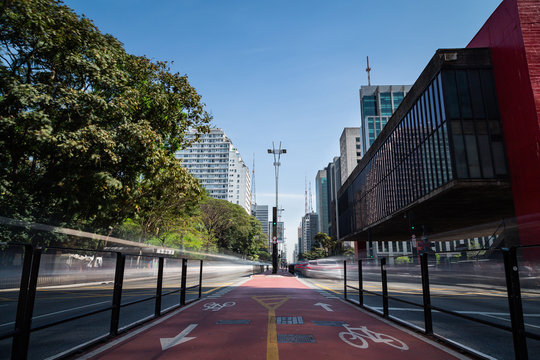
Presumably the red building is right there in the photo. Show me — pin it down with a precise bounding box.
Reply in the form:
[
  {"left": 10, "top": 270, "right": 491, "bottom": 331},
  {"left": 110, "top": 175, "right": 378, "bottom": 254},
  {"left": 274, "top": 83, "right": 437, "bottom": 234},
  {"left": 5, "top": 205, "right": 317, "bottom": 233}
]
[{"left": 468, "top": 0, "right": 540, "bottom": 247}]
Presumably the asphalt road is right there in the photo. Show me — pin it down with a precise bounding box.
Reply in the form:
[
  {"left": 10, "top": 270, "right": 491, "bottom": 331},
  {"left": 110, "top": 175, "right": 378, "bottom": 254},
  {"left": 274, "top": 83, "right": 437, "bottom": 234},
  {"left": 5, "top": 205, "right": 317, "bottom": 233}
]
[
  {"left": 0, "top": 263, "right": 258, "bottom": 360},
  {"left": 298, "top": 266, "right": 540, "bottom": 360},
  {"left": 3, "top": 260, "right": 538, "bottom": 360}
]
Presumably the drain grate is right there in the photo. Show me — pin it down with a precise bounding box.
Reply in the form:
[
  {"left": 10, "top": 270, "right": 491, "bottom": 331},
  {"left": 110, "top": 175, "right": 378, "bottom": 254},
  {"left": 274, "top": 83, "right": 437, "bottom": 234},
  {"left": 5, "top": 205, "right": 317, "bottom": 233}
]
[
  {"left": 275, "top": 316, "right": 304, "bottom": 325},
  {"left": 277, "top": 334, "right": 316, "bottom": 343},
  {"left": 216, "top": 320, "right": 251, "bottom": 325},
  {"left": 312, "top": 320, "right": 345, "bottom": 327}
]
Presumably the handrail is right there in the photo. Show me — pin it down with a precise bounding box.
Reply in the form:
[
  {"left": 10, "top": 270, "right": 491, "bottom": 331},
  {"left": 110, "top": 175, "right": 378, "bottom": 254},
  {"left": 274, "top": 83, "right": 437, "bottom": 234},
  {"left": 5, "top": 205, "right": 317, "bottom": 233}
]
[
  {"left": 1, "top": 244, "right": 208, "bottom": 360},
  {"left": 342, "top": 245, "right": 534, "bottom": 360}
]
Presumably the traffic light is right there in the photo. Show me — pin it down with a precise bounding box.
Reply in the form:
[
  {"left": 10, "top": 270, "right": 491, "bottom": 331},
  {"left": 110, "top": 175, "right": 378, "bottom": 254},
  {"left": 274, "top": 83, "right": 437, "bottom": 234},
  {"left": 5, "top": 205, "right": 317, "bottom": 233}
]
[{"left": 272, "top": 207, "right": 277, "bottom": 233}]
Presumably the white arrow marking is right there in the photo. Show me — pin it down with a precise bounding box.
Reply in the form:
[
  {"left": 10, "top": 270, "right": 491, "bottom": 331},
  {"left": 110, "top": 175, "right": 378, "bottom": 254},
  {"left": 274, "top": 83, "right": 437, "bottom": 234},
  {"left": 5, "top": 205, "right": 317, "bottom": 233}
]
[
  {"left": 314, "top": 303, "right": 333, "bottom": 312},
  {"left": 160, "top": 324, "right": 198, "bottom": 351}
]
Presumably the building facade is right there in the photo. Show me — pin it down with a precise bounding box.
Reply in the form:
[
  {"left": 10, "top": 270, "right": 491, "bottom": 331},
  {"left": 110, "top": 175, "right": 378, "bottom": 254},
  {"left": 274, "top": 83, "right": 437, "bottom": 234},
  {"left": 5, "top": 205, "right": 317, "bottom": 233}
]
[
  {"left": 176, "top": 128, "right": 251, "bottom": 213},
  {"left": 301, "top": 213, "right": 319, "bottom": 253},
  {"left": 360, "top": 85, "right": 412, "bottom": 155},
  {"left": 339, "top": 48, "right": 514, "bottom": 250},
  {"left": 339, "top": 128, "right": 362, "bottom": 184},
  {"left": 252, "top": 204, "right": 269, "bottom": 236},
  {"left": 315, "top": 169, "right": 329, "bottom": 234},
  {"left": 326, "top": 156, "right": 341, "bottom": 239},
  {"left": 466, "top": 0, "right": 540, "bottom": 249}
]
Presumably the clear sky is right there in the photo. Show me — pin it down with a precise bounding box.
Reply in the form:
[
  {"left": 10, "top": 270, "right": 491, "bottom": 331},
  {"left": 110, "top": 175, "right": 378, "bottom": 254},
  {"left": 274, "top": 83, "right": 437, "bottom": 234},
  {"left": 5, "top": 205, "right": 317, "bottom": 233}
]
[{"left": 65, "top": 0, "right": 502, "bottom": 261}]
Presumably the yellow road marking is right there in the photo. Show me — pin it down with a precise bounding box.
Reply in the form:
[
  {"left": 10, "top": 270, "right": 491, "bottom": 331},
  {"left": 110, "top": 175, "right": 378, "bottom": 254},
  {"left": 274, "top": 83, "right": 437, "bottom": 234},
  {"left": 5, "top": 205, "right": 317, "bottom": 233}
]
[
  {"left": 253, "top": 296, "right": 290, "bottom": 360},
  {"left": 315, "top": 283, "right": 343, "bottom": 295},
  {"left": 198, "top": 282, "right": 232, "bottom": 294}
]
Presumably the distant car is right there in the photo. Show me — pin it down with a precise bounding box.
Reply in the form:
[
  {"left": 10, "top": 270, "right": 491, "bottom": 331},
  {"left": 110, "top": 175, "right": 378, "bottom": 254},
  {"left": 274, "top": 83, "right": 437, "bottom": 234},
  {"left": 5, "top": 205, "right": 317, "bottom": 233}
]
[
  {"left": 304, "top": 259, "right": 343, "bottom": 279},
  {"left": 294, "top": 261, "right": 308, "bottom": 273}
]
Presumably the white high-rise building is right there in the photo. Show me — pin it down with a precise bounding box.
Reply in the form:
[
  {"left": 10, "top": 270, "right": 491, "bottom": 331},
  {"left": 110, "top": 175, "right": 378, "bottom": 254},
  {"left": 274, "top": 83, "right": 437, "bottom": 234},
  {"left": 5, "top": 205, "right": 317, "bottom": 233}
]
[
  {"left": 339, "top": 127, "right": 362, "bottom": 185},
  {"left": 176, "top": 128, "right": 251, "bottom": 213}
]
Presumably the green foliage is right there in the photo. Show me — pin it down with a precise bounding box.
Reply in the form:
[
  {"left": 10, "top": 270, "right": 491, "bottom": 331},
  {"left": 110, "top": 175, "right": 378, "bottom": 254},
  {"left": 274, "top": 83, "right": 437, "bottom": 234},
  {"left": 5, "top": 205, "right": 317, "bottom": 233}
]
[
  {"left": 200, "top": 198, "right": 266, "bottom": 256},
  {"left": 0, "top": 0, "right": 211, "bottom": 236},
  {"left": 395, "top": 256, "right": 411, "bottom": 265},
  {"left": 302, "top": 247, "right": 327, "bottom": 260},
  {"left": 313, "top": 232, "right": 341, "bottom": 257},
  {"left": 255, "top": 249, "right": 272, "bottom": 261}
]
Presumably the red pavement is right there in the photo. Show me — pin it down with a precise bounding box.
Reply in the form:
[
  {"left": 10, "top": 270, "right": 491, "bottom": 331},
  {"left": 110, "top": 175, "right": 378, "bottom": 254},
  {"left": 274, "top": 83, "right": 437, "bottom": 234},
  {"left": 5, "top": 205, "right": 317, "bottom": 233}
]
[{"left": 82, "top": 270, "right": 468, "bottom": 360}]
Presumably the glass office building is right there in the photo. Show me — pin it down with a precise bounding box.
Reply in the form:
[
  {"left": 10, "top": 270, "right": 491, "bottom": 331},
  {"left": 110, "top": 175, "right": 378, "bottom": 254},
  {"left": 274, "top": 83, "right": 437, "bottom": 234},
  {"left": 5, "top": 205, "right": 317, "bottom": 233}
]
[
  {"left": 360, "top": 85, "right": 412, "bottom": 154},
  {"left": 339, "top": 49, "right": 511, "bottom": 241}
]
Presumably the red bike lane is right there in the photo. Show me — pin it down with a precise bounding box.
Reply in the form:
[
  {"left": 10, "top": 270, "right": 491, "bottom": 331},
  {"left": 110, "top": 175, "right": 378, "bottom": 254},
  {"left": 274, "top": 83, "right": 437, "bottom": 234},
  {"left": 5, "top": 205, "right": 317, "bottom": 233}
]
[{"left": 82, "top": 271, "right": 469, "bottom": 360}]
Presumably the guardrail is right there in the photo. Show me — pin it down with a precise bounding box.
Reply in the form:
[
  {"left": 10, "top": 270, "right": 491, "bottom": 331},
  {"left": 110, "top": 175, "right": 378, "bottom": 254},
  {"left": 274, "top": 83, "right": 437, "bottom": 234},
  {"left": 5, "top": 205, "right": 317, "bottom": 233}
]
[
  {"left": 0, "top": 243, "right": 204, "bottom": 360},
  {"left": 343, "top": 246, "right": 538, "bottom": 360}
]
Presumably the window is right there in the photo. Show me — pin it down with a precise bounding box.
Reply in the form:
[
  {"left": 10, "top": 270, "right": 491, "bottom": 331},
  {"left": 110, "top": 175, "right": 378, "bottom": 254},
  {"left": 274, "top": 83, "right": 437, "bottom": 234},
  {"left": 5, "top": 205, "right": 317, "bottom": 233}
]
[
  {"left": 362, "top": 96, "right": 377, "bottom": 116},
  {"left": 393, "top": 92, "right": 405, "bottom": 111},
  {"left": 443, "top": 71, "right": 460, "bottom": 119},
  {"left": 380, "top": 92, "right": 392, "bottom": 116}
]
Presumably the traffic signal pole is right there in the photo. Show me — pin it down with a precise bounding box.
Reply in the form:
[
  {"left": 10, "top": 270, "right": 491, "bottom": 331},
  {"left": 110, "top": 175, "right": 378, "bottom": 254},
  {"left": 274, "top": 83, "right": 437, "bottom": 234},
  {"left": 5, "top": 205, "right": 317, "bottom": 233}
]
[{"left": 272, "top": 207, "right": 278, "bottom": 273}]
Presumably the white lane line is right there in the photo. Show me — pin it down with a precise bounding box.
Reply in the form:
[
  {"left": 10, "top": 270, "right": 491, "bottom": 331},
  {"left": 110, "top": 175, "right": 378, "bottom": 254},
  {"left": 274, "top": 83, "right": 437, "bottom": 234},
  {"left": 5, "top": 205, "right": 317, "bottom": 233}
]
[
  {"left": 370, "top": 307, "right": 540, "bottom": 329},
  {"left": 0, "top": 300, "right": 110, "bottom": 328}
]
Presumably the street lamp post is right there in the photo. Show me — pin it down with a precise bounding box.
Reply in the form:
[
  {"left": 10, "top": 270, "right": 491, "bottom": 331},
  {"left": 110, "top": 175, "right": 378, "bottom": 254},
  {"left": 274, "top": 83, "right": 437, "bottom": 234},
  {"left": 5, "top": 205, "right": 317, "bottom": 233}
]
[{"left": 268, "top": 142, "right": 286, "bottom": 274}]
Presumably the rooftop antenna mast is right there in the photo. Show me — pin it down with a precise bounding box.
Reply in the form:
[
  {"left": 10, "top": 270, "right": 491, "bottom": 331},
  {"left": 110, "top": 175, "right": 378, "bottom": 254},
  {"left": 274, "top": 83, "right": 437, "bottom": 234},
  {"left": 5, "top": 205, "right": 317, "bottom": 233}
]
[
  {"left": 308, "top": 181, "right": 313, "bottom": 213},
  {"left": 305, "top": 177, "right": 308, "bottom": 215},
  {"left": 251, "top": 153, "right": 256, "bottom": 207},
  {"left": 366, "top": 56, "right": 372, "bottom": 86}
]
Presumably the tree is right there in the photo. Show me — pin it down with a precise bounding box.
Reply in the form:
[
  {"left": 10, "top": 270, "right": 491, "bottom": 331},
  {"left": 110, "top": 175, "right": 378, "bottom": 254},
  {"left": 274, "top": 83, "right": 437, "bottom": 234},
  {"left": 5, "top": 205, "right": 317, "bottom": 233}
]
[
  {"left": 130, "top": 157, "right": 204, "bottom": 246},
  {"left": 199, "top": 198, "right": 234, "bottom": 251},
  {"left": 0, "top": 0, "right": 211, "bottom": 237},
  {"left": 302, "top": 247, "right": 327, "bottom": 260},
  {"left": 200, "top": 198, "right": 266, "bottom": 256},
  {"left": 313, "top": 232, "right": 341, "bottom": 257}
]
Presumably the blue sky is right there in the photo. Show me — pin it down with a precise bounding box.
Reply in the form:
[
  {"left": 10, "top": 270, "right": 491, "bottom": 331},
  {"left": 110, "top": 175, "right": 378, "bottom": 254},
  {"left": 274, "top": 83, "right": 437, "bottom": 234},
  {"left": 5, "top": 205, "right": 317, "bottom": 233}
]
[{"left": 65, "top": 0, "right": 502, "bottom": 260}]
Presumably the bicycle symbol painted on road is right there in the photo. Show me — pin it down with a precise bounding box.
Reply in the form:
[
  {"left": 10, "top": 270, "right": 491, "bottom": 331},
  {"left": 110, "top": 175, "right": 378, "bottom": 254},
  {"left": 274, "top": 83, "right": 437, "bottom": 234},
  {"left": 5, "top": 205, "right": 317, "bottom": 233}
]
[
  {"left": 202, "top": 301, "right": 236, "bottom": 312},
  {"left": 338, "top": 323, "right": 409, "bottom": 350}
]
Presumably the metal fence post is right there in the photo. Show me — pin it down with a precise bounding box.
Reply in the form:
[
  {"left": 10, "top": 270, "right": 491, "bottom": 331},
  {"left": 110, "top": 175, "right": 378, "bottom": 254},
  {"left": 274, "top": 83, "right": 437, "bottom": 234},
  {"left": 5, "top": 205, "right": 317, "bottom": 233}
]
[
  {"left": 420, "top": 253, "right": 433, "bottom": 334},
  {"left": 155, "top": 257, "right": 164, "bottom": 317},
  {"left": 343, "top": 260, "right": 347, "bottom": 299},
  {"left": 180, "top": 258, "right": 187, "bottom": 305},
  {"left": 198, "top": 260, "right": 203, "bottom": 299},
  {"left": 381, "top": 257, "right": 388, "bottom": 317},
  {"left": 502, "top": 247, "right": 528, "bottom": 360},
  {"left": 110, "top": 252, "right": 126, "bottom": 336},
  {"left": 12, "top": 246, "right": 41, "bottom": 360},
  {"left": 358, "top": 259, "right": 363, "bottom": 306}
]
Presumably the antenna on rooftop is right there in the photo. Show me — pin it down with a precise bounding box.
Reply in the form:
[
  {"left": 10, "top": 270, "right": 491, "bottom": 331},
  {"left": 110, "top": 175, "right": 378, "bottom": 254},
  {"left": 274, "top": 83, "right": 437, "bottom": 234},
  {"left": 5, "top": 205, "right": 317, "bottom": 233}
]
[
  {"left": 251, "top": 153, "right": 256, "bottom": 207},
  {"left": 304, "top": 177, "right": 308, "bottom": 215},
  {"left": 366, "top": 56, "right": 371, "bottom": 86},
  {"left": 308, "top": 181, "right": 313, "bottom": 213}
]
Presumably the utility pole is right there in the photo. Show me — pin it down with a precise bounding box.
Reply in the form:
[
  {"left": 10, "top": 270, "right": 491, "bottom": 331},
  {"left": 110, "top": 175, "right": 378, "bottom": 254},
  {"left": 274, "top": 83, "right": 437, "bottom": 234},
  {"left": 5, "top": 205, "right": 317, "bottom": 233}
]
[{"left": 268, "top": 142, "right": 286, "bottom": 274}]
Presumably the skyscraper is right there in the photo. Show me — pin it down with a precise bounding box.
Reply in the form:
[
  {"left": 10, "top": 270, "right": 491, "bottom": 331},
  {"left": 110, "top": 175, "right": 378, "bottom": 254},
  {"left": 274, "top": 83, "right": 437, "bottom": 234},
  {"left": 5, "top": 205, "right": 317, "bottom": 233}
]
[
  {"left": 360, "top": 85, "right": 412, "bottom": 154},
  {"left": 301, "top": 213, "right": 319, "bottom": 253},
  {"left": 252, "top": 204, "right": 269, "bottom": 236},
  {"left": 176, "top": 128, "right": 251, "bottom": 213},
  {"left": 339, "top": 127, "right": 362, "bottom": 184},
  {"left": 326, "top": 156, "right": 341, "bottom": 239},
  {"left": 315, "top": 169, "right": 329, "bottom": 234}
]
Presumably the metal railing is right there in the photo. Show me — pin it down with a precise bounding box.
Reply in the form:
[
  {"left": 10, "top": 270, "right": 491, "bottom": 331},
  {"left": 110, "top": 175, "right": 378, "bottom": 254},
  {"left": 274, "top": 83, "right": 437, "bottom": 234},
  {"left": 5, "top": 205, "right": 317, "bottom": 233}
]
[
  {"left": 343, "top": 246, "right": 538, "bottom": 360},
  {"left": 0, "top": 244, "right": 203, "bottom": 360}
]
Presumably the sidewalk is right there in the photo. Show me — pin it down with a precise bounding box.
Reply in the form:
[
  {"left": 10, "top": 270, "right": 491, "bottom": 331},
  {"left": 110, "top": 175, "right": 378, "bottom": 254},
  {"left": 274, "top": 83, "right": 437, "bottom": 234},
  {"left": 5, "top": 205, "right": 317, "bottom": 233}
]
[{"left": 80, "top": 270, "right": 469, "bottom": 360}]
